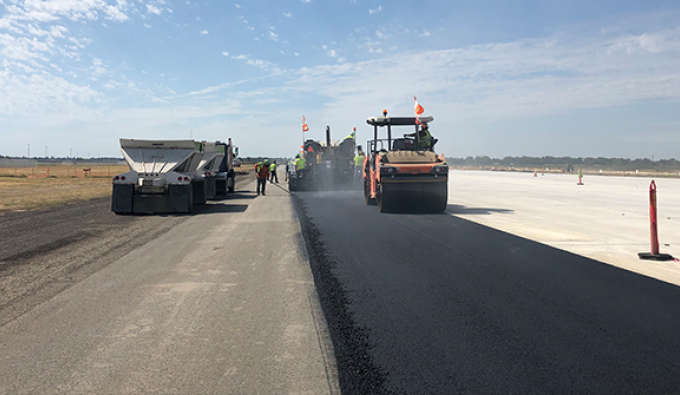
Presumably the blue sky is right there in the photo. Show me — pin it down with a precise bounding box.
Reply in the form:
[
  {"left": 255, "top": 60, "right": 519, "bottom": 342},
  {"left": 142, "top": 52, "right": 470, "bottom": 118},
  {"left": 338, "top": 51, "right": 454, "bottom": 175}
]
[{"left": 1, "top": 0, "right": 679, "bottom": 159}]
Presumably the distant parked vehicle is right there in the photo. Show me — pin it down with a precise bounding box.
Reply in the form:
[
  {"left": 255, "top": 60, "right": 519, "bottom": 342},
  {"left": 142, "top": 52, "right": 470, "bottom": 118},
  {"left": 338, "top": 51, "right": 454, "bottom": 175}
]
[{"left": 232, "top": 158, "right": 242, "bottom": 167}]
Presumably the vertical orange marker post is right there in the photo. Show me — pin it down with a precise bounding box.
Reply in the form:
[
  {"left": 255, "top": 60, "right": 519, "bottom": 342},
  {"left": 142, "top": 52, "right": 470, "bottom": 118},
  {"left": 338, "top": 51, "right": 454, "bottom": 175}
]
[{"left": 639, "top": 180, "right": 673, "bottom": 261}]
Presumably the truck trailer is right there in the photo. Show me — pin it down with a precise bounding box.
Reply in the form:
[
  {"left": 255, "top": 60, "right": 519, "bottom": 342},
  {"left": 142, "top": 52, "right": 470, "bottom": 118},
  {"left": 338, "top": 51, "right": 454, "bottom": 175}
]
[
  {"left": 112, "top": 139, "right": 204, "bottom": 214},
  {"left": 214, "top": 139, "right": 236, "bottom": 196}
]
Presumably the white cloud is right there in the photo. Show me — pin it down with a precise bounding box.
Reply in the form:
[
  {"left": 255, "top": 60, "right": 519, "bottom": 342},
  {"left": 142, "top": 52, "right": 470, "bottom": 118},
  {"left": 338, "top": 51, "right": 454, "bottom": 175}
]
[
  {"left": 235, "top": 3, "right": 241, "bottom": 8},
  {"left": 144, "top": 23, "right": 151, "bottom": 28},
  {"left": 92, "top": 58, "right": 106, "bottom": 75},
  {"left": 301, "top": 0, "right": 311, "bottom": 3},
  {"left": 104, "top": 5, "right": 129, "bottom": 21},
  {"left": 146, "top": 4, "right": 162, "bottom": 15},
  {"left": 269, "top": 31, "right": 279, "bottom": 41},
  {"left": 369, "top": 5, "right": 382, "bottom": 14},
  {"left": 327, "top": 49, "right": 337, "bottom": 57},
  {"left": 230, "top": 54, "right": 279, "bottom": 72},
  {"left": 0, "top": 69, "right": 101, "bottom": 117},
  {"left": 419, "top": 30, "right": 431, "bottom": 37},
  {"left": 200, "top": 30, "right": 209, "bottom": 35},
  {"left": 247, "top": 26, "right": 254, "bottom": 31},
  {"left": 222, "top": 51, "right": 230, "bottom": 56},
  {"left": 283, "top": 12, "right": 292, "bottom": 18}
]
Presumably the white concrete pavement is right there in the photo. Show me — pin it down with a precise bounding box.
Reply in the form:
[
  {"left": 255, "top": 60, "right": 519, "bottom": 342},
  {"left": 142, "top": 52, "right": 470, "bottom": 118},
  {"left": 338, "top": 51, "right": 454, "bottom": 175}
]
[
  {"left": 0, "top": 179, "right": 338, "bottom": 395},
  {"left": 448, "top": 170, "right": 680, "bottom": 286}
]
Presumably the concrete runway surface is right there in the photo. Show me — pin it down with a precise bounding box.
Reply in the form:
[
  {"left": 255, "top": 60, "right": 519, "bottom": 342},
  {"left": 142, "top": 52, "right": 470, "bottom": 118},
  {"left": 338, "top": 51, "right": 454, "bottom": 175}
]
[
  {"left": 449, "top": 171, "right": 680, "bottom": 285},
  {"left": 295, "top": 187, "right": 680, "bottom": 394},
  {"left": 0, "top": 180, "right": 339, "bottom": 395}
]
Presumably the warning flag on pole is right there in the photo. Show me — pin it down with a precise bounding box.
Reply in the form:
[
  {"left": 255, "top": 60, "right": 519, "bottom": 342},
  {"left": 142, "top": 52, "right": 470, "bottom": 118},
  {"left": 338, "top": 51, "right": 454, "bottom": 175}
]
[
  {"left": 302, "top": 116, "right": 309, "bottom": 132},
  {"left": 414, "top": 96, "right": 424, "bottom": 125}
]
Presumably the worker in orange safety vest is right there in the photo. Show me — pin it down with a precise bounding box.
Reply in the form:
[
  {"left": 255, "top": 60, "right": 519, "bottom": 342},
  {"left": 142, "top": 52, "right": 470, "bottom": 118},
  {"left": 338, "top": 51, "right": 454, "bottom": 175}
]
[{"left": 255, "top": 159, "right": 271, "bottom": 196}]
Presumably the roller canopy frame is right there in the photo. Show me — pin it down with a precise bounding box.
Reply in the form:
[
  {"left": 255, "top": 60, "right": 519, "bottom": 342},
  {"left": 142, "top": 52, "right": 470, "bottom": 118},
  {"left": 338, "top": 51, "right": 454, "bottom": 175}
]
[{"left": 365, "top": 116, "right": 434, "bottom": 126}]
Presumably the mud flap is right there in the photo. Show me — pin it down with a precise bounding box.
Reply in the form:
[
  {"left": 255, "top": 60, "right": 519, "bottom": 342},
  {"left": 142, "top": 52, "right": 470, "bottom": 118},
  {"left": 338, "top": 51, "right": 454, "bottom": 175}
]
[
  {"left": 192, "top": 179, "right": 207, "bottom": 205},
  {"left": 111, "top": 184, "right": 134, "bottom": 213},
  {"left": 169, "top": 184, "right": 192, "bottom": 213}
]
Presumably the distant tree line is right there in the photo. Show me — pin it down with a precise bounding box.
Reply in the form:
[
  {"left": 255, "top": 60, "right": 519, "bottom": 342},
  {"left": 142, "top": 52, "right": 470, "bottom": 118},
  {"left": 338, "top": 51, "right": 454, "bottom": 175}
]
[
  {"left": 240, "top": 157, "right": 288, "bottom": 164},
  {"left": 447, "top": 156, "right": 680, "bottom": 172}
]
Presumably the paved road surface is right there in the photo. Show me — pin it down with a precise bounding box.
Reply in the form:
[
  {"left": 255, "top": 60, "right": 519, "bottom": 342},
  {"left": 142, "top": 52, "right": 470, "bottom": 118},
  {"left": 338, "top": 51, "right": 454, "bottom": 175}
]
[
  {"left": 295, "top": 189, "right": 680, "bottom": 394},
  {"left": 0, "top": 180, "right": 338, "bottom": 395}
]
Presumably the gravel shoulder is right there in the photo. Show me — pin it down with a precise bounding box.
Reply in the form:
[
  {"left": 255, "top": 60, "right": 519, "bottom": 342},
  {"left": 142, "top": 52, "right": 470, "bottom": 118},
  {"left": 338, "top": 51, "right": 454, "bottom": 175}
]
[{"left": 0, "top": 175, "right": 249, "bottom": 326}]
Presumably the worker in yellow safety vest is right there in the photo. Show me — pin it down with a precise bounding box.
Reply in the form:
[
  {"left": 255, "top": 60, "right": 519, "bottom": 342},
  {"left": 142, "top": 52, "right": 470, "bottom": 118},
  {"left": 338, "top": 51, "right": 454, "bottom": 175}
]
[
  {"left": 404, "top": 123, "right": 433, "bottom": 150},
  {"left": 294, "top": 154, "right": 306, "bottom": 178},
  {"left": 353, "top": 151, "right": 365, "bottom": 182},
  {"left": 269, "top": 161, "right": 278, "bottom": 183}
]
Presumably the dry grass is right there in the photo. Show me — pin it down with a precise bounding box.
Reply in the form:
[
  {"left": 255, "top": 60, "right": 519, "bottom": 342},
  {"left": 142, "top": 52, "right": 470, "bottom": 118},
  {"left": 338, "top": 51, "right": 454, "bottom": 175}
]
[
  {"left": 0, "top": 177, "right": 114, "bottom": 212},
  {"left": 0, "top": 165, "right": 128, "bottom": 212},
  {"left": 0, "top": 165, "right": 128, "bottom": 178}
]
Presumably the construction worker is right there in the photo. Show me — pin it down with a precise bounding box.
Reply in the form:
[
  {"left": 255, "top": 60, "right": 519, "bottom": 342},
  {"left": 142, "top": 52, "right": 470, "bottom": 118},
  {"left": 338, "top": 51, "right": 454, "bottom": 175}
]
[
  {"left": 255, "top": 159, "right": 271, "bottom": 196},
  {"left": 345, "top": 130, "right": 356, "bottom": 140},
  {"left": 404, "top": 123, "right": 433, "bottom": 150},
  {"left": 353, "top": 151, "right": 365, "bottom": 182},
  {"left": 269, "top": 160, "right": 278, "bottom": 183},
  {"left": 294, "top": 153, "right": 306, "bottom": 178}
]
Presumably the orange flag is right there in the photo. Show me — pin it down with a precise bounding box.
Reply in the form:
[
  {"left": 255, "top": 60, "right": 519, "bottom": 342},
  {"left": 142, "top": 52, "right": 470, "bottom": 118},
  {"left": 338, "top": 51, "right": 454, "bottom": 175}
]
[
  {"left": 414, "top": 96, "right": 424, "bottom": 125},
  {"left": 302, "top": 116, "right": 309, "bottom": 132},
  {"left": 414, "top": 96, "right": 424, "bottom": 116}
]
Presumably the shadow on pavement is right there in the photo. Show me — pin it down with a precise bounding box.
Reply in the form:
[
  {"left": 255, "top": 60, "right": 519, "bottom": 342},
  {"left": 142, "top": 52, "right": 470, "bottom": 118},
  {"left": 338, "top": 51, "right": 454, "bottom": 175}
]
[
  {"left": 193, "top": 203, "right": 248, "bottom": 214},
  {"left": 447, "top": 204, "right": 514, "bottom": 215}
]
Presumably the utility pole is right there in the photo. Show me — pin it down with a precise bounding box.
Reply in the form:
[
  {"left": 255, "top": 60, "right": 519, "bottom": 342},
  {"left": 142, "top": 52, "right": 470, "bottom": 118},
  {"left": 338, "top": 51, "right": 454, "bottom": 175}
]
[
  {"left": 45, "top": 146, "right": 48, "bottom": 158},
  {"left": 27, "top": 143, "right": 30, "bottom": 158},
  {"left": 70, "top": 148, "right": 72, "bottom": 158}
]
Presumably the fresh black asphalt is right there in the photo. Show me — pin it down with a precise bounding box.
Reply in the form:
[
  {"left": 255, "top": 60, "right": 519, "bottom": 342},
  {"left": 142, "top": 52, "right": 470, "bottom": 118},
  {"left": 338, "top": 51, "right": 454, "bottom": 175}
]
[{"left": 295, "top": 190, "right": 680, "bottom": 395}]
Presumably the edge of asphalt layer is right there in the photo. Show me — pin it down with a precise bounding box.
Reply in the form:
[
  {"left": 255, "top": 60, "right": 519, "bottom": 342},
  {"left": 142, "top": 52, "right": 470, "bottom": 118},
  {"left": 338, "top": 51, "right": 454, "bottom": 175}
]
[
  {"left": 287, "top": 194, "right": 341, "bottom": 395},
  {"left": 292, "top": 193, "right": 393, "bottom": 395}
]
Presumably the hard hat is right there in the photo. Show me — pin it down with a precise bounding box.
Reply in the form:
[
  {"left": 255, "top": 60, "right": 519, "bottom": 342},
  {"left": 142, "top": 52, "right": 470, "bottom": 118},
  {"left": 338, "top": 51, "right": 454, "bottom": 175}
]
[
  {"left": 264, "top": 159, "right": 270, "bottom": 165},
  {"left": 295, "top": 153, "right": 300, "bottom": 158}
]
